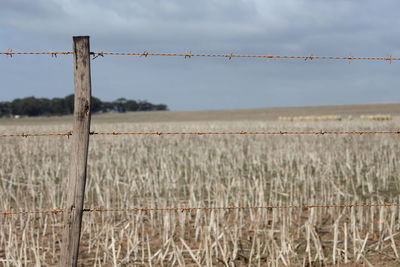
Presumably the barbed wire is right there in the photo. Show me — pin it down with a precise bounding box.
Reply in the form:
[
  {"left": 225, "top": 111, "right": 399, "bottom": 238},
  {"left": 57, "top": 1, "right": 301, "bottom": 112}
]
[
  {"left": 0, "top": 50, "right": 398, "bottom": 62},
  {"left": 0, "top": 132, "right": 73, "bottom": 137},
  {"left": 83, "top": 203, "right": 400, "bottom": 212},
  {"left": 0, "top": 50, "right": 72, "bottom": 57},
  {"left": 0, "top": 130, "right": 399, "bottom": 138},
  {"left": 1, "top": 209, "right": 64, "bottom": 215},
  {"left": 90, "top": 130, "right": 400, "bottom": 136},
  {"left": 2, "top": 203, "right": 399, "bottom": 216}
]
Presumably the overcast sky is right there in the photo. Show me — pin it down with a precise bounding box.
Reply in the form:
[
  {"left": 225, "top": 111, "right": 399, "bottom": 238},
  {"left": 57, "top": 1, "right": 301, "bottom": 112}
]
[{"left": 1, "top": 0, "right": 399, "bottom": 110}]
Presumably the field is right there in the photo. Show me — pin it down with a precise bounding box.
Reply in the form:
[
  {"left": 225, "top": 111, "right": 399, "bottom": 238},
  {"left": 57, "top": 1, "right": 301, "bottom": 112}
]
[{"left": 1, "top": 103, "right": 400, "bottom": 266}]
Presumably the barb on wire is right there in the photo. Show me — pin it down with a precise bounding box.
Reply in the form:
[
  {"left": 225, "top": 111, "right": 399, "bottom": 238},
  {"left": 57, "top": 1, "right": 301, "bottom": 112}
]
[
  {"left": 140, "top": 51, "right": 149, "bottom": 57},
  {"left": 348, "top": 53, "right": 353, "bottom": 64},
  {"left": 305, "top": 53, "right": 315, "bottom": 61},
  {"left": 2, "top": 203, "right": 400, "bottom": 216},
  {"left": 184, "top": 50, "right": 192, "bottom": 59},
  {"left": 386, "top": 55, "right": 393, "bottom": 64},
  {"left": 1, "top": 130, "right": 400, "bottom": 138},
  {"left": 92, "top": 51, "right": 104, "bottom": 60},
  {"left": 6, "top": 48, "right": 13, "bottom": 58},
  {"left": 50, "top": 51, "right": 57, "bottom": 58},
  {"left": 1, "top": 50, "right": 400, "bottom": 62}
]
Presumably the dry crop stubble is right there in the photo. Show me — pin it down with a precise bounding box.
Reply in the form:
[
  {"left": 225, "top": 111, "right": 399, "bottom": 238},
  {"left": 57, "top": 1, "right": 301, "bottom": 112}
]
[{"left": 0, "top": 118, "right": 400, "bottom": 266}]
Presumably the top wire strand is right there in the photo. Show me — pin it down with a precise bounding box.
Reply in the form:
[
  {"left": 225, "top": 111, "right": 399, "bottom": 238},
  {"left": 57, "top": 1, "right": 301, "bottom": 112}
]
[{"left": 0, "top": 50, "right": 398, "bottom": 62}]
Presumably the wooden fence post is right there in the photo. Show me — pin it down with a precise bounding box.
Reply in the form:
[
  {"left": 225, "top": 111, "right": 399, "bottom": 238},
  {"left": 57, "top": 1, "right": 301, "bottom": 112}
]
[{"left": 60, "top": 36, "right": 92, "bottom": 267}]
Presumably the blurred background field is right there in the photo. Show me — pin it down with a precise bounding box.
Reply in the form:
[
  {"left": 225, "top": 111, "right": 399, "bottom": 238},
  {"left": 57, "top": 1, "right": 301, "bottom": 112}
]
[
  {"left": 1, "top": 102, "right": 398, "bottom": 125},
  {"left": 1, "top": 103, "right": 399, "bottom": 266}
]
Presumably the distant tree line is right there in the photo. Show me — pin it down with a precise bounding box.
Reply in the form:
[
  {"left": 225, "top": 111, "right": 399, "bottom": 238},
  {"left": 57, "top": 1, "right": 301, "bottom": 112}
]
[{"left": 0, "top": 95, "right": 168, "bottom": 117}]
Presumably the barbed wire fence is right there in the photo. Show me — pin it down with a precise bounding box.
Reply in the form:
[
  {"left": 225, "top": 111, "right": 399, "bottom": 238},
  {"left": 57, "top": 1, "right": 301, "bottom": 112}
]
[
  {"left": 1, "top": 37, "right": 399, "bottom": 265},
  {"left": 2, "top": 203, "right": 400, "bottom": 216},
  {"left": 0, "top": 129, "right": 399, "bottom": 138},
  {"left": 1, "top": 49, "right": 399, "bottom": 62},
  {"left": 1, "top": 128, "right": 398, "bottom": 216}
]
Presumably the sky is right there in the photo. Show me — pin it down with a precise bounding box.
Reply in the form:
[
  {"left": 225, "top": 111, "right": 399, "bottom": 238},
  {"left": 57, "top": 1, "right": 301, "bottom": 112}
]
[{"left": 1, "top": 0, "right": 399, "bottom": 110}]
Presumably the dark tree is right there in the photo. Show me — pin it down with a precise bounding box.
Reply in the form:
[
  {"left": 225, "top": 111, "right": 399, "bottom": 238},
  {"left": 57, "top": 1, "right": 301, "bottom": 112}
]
[{"left": 0, "top": 95, "right": 168, "bottom": 117}]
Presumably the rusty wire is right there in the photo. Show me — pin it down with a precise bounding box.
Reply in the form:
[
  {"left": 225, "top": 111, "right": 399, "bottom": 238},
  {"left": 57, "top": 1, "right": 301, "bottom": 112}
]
[
  {"left": 1, "top": 50, "right": 72, "bottom": 57},
  {"left": 1, "top": 209, "right": 64, "bottom": 215},
  {"left": 1, "top": 50, "right": 399, "bottom": 62},
  {"left": 83, "top": 203, "right": 400, "bottom": 213},
  {"left": 2, "top": 203, "right": 400, "bottom": 216},
  {"left": 0, "top": 132, "right": 73, "bottom": 137},
  {"left": 93, "top": 52, "right": 399, "bottom": 62},
  {"left": 90, "top": 130, "right": 400, "bottom": 136},
  {"left": 0, "top": 130, "right": 399, "bottom": 138}
]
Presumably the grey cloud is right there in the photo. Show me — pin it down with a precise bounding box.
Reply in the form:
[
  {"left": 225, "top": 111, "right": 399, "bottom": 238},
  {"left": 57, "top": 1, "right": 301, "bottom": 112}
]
[
  {"left": 1, "top": 0, "right": 399, "bottom": 109},
  {"left": 1, "top": 0, "right": 397, "bottom": 53}
]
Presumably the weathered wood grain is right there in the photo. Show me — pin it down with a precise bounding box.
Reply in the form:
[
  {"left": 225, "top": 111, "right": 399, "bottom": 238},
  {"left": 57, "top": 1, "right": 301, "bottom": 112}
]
[{"left": 60, "top": 36, "right": 92, "bottom": 267}]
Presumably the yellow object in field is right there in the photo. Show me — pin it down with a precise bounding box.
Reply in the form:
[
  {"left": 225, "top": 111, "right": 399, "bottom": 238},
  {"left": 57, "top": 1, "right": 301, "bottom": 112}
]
[
  {"left": 278, "top": 115, "right": 342, "bottom": 121},
  {"left": 360, "top": 114, "right": 392, "bottom": 121}
]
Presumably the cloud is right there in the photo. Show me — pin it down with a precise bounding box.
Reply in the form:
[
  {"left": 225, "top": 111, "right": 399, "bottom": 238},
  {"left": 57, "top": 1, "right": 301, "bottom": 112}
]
[
  {"left": 1, "top": 0, "right": 398, "bottom": 54},
  {"left": 1, "top": 0, "right": 399, "bottom": 109},
  {"left": 0, "top": 1, "right": 256, "bottom": 37}
]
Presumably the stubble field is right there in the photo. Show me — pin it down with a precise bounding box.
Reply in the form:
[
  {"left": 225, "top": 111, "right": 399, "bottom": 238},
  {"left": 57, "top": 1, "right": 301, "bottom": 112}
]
[{"left": 1, "top": 106, "right": 399, "bottom": 266}]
